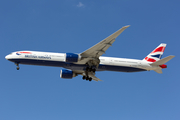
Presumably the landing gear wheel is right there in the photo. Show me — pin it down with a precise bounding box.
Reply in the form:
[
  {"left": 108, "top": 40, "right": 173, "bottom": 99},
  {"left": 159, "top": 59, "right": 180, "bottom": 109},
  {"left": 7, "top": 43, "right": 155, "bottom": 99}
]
[
  {"left": 86, "top": 76, "right": 89, "bottom": 80},
  {"left": 17, "top": 67, "right": 20, "bottom": 70},
  {"left": 15, "top": 63, "right": 20, "bottom": 70},
  {"left": 82, "top": 75, "right": 92, "bottom": 81},
  {"left": 82, "top": 76, "right": 86, "bottom": 80}
]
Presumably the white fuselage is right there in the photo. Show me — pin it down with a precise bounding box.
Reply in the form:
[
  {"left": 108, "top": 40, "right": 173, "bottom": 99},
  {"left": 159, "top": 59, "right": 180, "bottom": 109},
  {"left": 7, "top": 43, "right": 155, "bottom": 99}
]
[{"left": 5, "top": 51, "right": 157, "bottom": 72}]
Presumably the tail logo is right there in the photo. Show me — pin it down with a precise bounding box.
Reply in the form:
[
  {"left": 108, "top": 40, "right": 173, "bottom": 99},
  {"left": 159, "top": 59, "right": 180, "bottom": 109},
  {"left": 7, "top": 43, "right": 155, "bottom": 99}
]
[
  {"left": 151, "top": 54, "right": 161, "bottom": 59},
  {"left": 145, "top": 57, "right": 156, "bottom": 62},
  {"left": 151, "top": 46, "right": 165, "bottom": 53},
  {"left": 143, "top": 43, "right": 167, "bottom": 63}
]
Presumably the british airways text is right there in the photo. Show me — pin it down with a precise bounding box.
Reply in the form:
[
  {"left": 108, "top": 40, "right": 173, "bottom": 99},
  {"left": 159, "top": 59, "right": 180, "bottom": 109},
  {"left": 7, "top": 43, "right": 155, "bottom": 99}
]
[{"left": 25, "top": 55, "right": 51, "bottom": 59}]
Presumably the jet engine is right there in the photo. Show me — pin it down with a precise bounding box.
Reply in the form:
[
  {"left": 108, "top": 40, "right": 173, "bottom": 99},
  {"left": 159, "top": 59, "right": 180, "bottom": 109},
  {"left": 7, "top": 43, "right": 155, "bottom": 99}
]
[
  {"left": 65, "top": 53, "right": 81, "bottom": 63},
  {"left": 60, "top": 69, "right": 76, "bottom": 79}
]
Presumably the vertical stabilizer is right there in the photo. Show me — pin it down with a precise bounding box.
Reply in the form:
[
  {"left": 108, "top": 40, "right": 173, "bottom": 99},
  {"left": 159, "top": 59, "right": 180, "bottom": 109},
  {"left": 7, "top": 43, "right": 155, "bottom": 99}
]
[{"left": 143, "top": 43, "right": 166, "bottom": 63}]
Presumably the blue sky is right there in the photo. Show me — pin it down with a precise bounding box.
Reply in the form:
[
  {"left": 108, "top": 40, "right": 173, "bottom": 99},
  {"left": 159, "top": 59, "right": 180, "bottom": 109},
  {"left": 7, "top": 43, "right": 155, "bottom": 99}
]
[{"left": 1, "top": 0, "right": 180, "bottom": 120}]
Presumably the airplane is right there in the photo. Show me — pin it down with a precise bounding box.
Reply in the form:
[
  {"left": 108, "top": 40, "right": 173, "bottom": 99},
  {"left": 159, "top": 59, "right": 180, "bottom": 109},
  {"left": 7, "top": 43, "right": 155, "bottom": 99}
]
[{"left": 5, "top": 25, "right": 175, "bottom": 81}]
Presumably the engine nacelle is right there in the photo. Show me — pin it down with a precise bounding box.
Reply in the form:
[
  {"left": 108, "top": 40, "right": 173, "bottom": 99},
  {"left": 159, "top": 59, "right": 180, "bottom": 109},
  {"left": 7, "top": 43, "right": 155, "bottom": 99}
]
[
  {"left": 60, "top": 69, "right": 76, "bottom": 79},
  {"left": 65, "top": 53, "right": 80, "bottom": 63}
]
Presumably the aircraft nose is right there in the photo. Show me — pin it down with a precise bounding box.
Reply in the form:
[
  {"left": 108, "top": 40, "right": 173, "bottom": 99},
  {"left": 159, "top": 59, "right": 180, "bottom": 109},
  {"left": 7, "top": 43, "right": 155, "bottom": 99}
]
[{"left": 5, "top": 55, "right": 10, "bottom": 60}]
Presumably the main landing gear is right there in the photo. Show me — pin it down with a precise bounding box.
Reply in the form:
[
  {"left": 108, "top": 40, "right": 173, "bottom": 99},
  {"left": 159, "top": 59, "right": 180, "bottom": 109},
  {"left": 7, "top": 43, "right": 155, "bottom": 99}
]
[
  {"left": 15, "top": 63, "right": 20, "bottom": 70},
  {"left": 82, "top": 65, "right": 96, "bottom": 81},
  {"left": 86, "top": 66, "right": 96, "bottom": 73},
  {"left": 82, "top": 76, "right": 92, "bottom": 81}
]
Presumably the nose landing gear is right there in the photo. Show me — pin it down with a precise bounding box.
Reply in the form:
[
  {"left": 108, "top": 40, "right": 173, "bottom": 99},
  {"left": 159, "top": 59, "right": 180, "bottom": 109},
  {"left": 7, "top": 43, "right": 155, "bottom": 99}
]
[
  {"left": 17, "top": 66, "right": 20, "bottom": 70},
  {"left": 15, "top": 63, "right": 20, "bottom": 70}
]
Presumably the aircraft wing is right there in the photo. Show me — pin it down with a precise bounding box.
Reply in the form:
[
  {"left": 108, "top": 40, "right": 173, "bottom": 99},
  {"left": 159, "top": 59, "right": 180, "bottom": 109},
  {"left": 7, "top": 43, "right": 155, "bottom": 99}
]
[
  {"left": 80, "top": 25, "right": 130, "bottom": 58},
  {"left": 75, "top": 25, "right": 130, "bottom": 81}
]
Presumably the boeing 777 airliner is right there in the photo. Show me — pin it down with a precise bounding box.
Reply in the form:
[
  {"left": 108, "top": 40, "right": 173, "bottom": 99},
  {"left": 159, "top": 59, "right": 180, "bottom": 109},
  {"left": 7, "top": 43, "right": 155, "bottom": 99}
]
[{"left": 5, "top": 25, "right": 175, "bottom": 81}]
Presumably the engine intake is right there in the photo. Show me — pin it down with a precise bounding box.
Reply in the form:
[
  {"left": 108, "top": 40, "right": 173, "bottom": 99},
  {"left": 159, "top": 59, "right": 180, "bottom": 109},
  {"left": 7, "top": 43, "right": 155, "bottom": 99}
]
[
  {"left": 65, "top": 53, "right": 80, "bottom": 63},
  {"left": 60, "top": 69, "right": 76, "bottom": 79}
]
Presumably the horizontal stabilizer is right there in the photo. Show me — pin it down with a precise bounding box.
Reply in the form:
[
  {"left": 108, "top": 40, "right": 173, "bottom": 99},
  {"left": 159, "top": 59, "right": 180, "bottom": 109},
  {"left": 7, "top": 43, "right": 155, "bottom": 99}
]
[
  {"left": 154, "top": 69, "right": 163, "bottom": 74},
  {"left": 151, "top": 55, "right": 175, "bottom": 66}
]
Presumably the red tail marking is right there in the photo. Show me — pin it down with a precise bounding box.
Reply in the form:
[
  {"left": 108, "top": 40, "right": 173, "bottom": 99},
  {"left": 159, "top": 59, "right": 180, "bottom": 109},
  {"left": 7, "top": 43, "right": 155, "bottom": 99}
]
[
  {"left": 145, "top": 57, "right": 156, "bottom": 62},
  {"left": 151, "top": 47, "right": 165, "bottom": 53}
]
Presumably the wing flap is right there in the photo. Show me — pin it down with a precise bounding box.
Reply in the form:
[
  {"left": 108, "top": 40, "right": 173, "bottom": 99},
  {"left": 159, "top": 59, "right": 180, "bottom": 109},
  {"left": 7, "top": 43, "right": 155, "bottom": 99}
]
[{"left": 88, "top": 72, "right": 102, "bottom": 81}]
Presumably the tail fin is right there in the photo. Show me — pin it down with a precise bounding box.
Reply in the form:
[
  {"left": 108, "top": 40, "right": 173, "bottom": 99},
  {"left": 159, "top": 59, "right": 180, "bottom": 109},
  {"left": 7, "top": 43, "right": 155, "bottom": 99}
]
[
  {"left": 142, "top": 43, "right": 175, "bottom": 74},
  {"left": 143, "top": 43, "right": 166, "bottom": 63}
]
